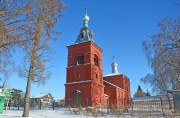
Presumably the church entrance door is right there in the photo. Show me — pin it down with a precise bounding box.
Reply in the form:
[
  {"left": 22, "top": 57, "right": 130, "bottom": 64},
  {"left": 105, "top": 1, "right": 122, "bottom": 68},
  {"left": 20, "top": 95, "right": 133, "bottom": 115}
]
[{"left": 72, "top": 90, "right": 82, "bottom": 107}]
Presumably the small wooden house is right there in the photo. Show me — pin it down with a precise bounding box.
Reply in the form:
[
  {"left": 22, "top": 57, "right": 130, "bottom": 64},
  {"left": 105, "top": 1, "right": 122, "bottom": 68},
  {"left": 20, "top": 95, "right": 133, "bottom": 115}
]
[{"left": 30, "top": 93, "right": 53, "bottom": 108}]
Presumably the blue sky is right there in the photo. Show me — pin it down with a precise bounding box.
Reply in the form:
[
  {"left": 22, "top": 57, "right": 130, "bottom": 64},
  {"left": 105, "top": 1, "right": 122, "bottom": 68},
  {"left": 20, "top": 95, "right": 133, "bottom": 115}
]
[{"left": 2, "top": 0, "right": 179, "bottom": 99}]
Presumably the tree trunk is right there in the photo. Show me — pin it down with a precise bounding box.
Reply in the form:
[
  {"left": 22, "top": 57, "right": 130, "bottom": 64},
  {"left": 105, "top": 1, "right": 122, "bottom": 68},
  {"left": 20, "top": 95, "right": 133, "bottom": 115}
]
[
  {"left": 22, "top": 32, "right": 39, "bottom": 117},
  {"left": 5, "top": 100, "right": 9, "bottom": 113},
  {"left": 8, "top": 100, "right": 11, "bottom": 110},
  {"left": 18, "top": 99, "right": 20, "bottom": 110},
  {"left": 22, "top": 63, "right": 33, "bottom": 117},
  {"left": 166, "top": 93, "right": 172, "bottom": 109}
]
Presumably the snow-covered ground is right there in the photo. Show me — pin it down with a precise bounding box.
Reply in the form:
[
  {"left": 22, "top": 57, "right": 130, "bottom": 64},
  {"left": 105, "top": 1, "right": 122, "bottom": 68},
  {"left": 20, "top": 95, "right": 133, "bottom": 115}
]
[
  {"left": 1, "top": 109, "right": 93, "bottom": 118},
  {"left": 0, "top": 108, "right": 179, "bottom": 118},
  {"left": 0, "top": 108, "right": 132, "bottom": 118}
]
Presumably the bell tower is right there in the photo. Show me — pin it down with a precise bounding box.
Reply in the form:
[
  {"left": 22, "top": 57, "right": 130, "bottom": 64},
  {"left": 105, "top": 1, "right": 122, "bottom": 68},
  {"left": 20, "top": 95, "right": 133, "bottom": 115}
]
[{"left": 65, "top": 8, "right": 104, "bottom": 107}]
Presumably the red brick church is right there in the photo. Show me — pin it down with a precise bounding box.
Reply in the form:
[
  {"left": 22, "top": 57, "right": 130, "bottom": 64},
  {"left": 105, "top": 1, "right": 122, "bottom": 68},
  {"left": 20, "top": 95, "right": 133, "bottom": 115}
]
[{"left": 65, "top": 9, "right": 131, "bottom": 108}]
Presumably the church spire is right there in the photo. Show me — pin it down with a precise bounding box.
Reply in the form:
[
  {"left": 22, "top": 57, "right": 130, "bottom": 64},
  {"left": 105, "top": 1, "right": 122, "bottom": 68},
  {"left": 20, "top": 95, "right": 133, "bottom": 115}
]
[
  {"left": 75, "top": 6, "right": 94, "bottom": 44},
  {"left": 111, "top": 56, "right": 118, "bottom": 74},
  {"left": 83, "top": 6, "right": 89, "bottom": 27}
]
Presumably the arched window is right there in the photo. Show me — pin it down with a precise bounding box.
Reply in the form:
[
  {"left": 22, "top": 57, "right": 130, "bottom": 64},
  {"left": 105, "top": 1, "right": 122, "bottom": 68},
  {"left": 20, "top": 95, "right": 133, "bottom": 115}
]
[
  {"left": 89, "top": 32, "right": 93, "bottom": 39},
  {"left": 94, "top": 54, "right": 99, "bottom": 66},
  {"left": 80, "top": 31, "right": 85, "bottom": 38},
  {"left": 96, "top": 73, "right": 98, "bottom": 78},
  {"left": 76, "top": 55, "right": 84, "bottom": 65}
]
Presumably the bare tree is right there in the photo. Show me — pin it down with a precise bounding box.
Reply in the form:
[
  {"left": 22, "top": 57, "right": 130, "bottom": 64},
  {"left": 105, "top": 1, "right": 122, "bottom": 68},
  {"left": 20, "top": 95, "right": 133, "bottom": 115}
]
[
  {"left": 141, "top": 17, "right": 180, "bottom": 109},
  {"left": 142, "top": 17, "right": 180, "bottom": 81},
  {"left": 0, "top": 77, "right": 8, "bottom": 88},
  {"left": 0, "top": 1, "right": 65, "bottom": 116},
  {"left": 141, "top": 73, "right": 173, "bottom": 109},
  {"left": 0, "top": 0, "right": 29, "bottom": 77},
  {"left": 16, "top": 0, "right": 65, "bottom": 117}
]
